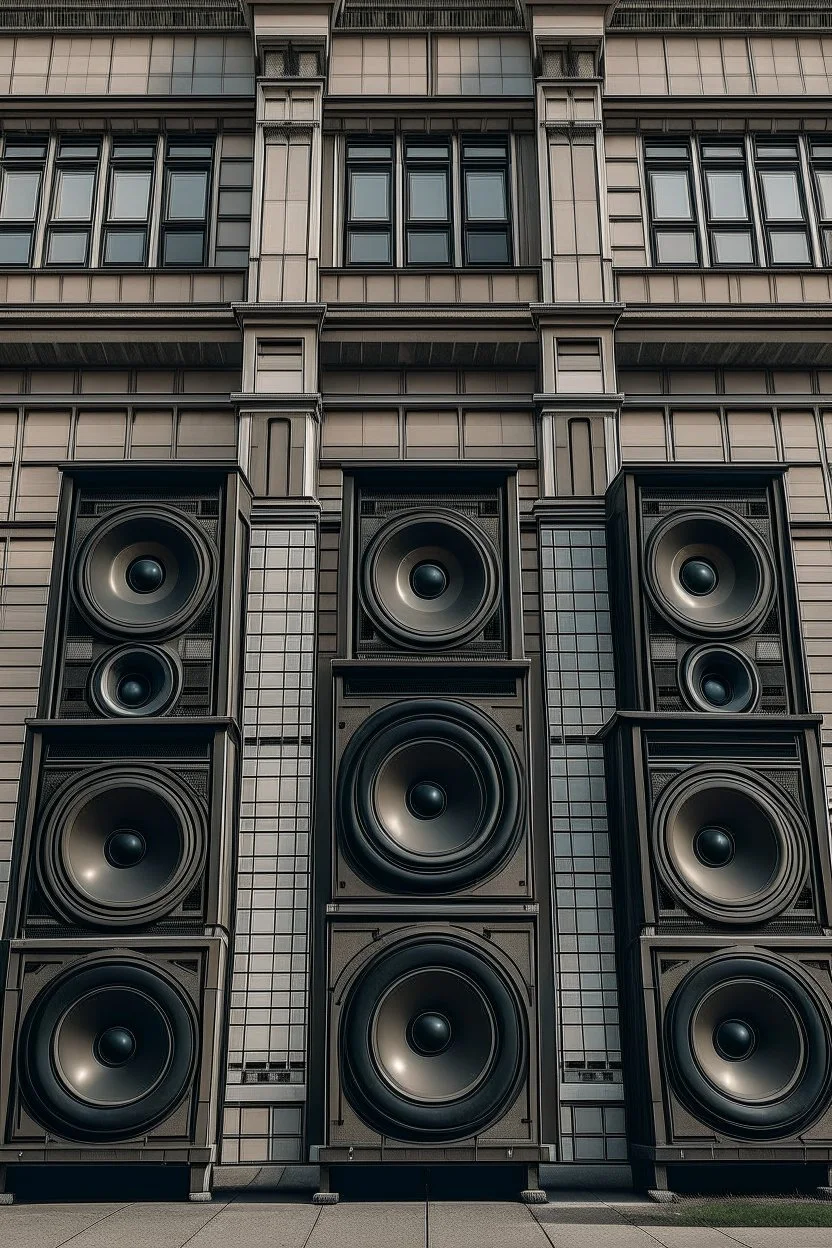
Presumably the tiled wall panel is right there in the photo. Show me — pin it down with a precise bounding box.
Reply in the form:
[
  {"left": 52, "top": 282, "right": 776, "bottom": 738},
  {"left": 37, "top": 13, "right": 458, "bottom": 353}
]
[{"left": 606, "top": 34, "right": 832, "bottom": 97}]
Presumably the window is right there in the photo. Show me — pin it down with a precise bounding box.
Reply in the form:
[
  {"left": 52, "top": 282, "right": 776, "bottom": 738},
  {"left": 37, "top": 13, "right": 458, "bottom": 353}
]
[
  {"left": 215, "top": 154, "right": 254, "bottom": 267},
  {"left": 461, "top": 140, "right": 512, "bottom": 265},
  {"left": 644, "top": 140, "right": 698, "bottom": 265},
  {"left": 755, "top": 140, "right": 811, "bottom": 266},
  {"left": 345, "top": 142, "right": 394, "bottom": 265},
  {"left": 161, "top": 139, "right": 212, "bottom": 267},
  {"left": 0, "top": 136, "right": 46, "bottom": 265},
  {"left": 405, "top": 140, "right": 451, "bottom": 266},
  {"left": 700, "top": 141, "right": 755, "bottom": 266},
  {"left": 102, "top": 139, "right": 155, "bottom": 266},
  {"left": 811, "top": 141, "right": 832, "bottom": 266},
  {"left": 46, "top": 139, "right": 100, "bottom": 266}
]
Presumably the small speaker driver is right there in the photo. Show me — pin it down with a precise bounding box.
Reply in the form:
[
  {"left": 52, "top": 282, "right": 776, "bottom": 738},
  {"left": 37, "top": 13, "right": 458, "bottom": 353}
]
[
  {"left": 89, "top": 644, "right": 182, "bottom": 718},
  {"left": 679, "top": 644, "right": 761, "bottom": 714}
]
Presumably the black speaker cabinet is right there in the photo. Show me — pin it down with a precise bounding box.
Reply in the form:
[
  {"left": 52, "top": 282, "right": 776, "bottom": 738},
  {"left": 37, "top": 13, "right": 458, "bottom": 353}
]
[
  {"left": 344, "top": 470, "right": 521, "bottom": 660},
  {"left": 607, "top": 465, "right": 808, "bottom": 716},
  {"left": 605, "top": 714, "right": 832, "bottom": 934},
  {"left": 41, "top": 464, "right": 249, "bottom": 721},
  {"left": 322, "top": 919, "right": 540, "bottom": 1162},
  {"left": 0, "top": 938, "right": 225, "bottom": 1167},
  {"left": 622, "top": 936, "right": 832, "bottom": 1183},
  {"left": 331, "top": 663, "right": 532, "bottom": 901},
  {"left": 5, "top": 720, "right": 238, "bottom": 937}
]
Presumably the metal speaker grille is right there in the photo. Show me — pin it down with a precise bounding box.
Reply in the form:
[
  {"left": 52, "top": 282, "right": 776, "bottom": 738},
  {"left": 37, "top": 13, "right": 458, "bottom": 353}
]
[{"left": 640, "top": 487, "right": 772, "bottom": 547}]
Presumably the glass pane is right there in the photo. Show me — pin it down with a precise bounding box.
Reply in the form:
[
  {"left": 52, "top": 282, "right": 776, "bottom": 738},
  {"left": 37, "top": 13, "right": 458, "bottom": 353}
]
[
  {"left": 347, "top": 144, "right": 392, "bottom": 160},
  {"left": 217, "top": 219, "right": 249, "bottom": 247},
  {"left": 112, "top": 141, "right": 156, "bottom": 160},
  {"left": 215, "top": 248, "right": 249, "bottom": 267},
  {"left": 465, "top": 229, "right": 510, "bottom": 265},
  {"left": 757, "top": 141, "right": 799, "bottom": 160},
  {"left": 4, "top": 139, "right": 47, "bottom": 159},
  {"left": 46, "top": 230, "right": 88, "bottom": 264},
  {"left": 0, "top": 229, "right": 32, "bottom": 263},
  {"left": 815, "top": 169, "right": 832, "bottom": 221},
  {"left": 348, "top": 230, "right": 391, "bottom": 264},
  {"left": 58, "top": 141, "right": 99, "bottom": 159},
  {"left": 218, "top": 189, "right": 252, "bottom": 215},
  {"left": 407, "top": 230, "right": 450, "bottom": 264},
  {"left": 760, "top": 171, "right": 803, "bottom": 221},
  {"left": 462, "top": 143, "right": 507, "bottom": 160},
  {"left": 408, "top": 170, "right": 448, "bottom": 222},
  {"left": 710, "top": 230, "right": 754, "bottom": 265},
  {"left": 465, "top": 170, "right": 507, "bottom": 222},
  {"left": 162, "top": 230, "right": 205, "bottom": 265},
  {"left": 219, "top": 161, "right": 253, "bottom": 188},
  {"left": 349, "top": 170, "right": 390, "bottom": 222},
  {"left": 812, "top": 143, "right": 832, "bottom": 159},
  {"left": 705, "top": 170, "right": 748, "bottom": 221},
  {"left": 644, "top": 142, "right": 689, "bottom": 160},
  {"left": 103, "top": 229, "right": 146, "bottom": 264},
  {"left": 654, "top": 229, "right": 697, "bottom": 264},
  {"left": 53, "top": 170, "right": 95, "bottom": 221},
  {"left": 405, "top": 144, "right": 450, "bottom": 160},
  {"left": 769, "top": 229, "right": 811, "bottom": 264},
  {"left": 167, "top": 142, "right": 213, "bottom": 159},
  {"left": 109, "top": 170, "right": 151, "bottom": 221},
  {"left": 166, "top": 170, "right": 208, "bottom": 221},
  {"left": 823, "top": 226, "right": 832, "bottom": 265},
  {"left": 0, "top": 170, "right": 40, "bottom": 221},
  {"left": 649, "top": 170, "right": 693, "bottom": 221},
  {"left": 701, "top": 142, "right": 744, "bottom": 160}
]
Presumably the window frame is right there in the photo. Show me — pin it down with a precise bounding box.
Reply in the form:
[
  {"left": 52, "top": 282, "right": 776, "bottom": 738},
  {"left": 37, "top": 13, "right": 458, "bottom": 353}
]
[
  {"left": 754, "top": 139, "right": 812, "bottom": 268},
  {"left": 0, "top": 135, "right": 47, "bottom": 267},
  {"left": 45, "top": 138, "right": 101, "bottom": 268},
  {"left": 159, "top": 137, "right": 214, "bottom": 269},
  {"left": 809, "top": 140, "right": 832, "bottom": 267},
  {"left": 643, "top": 139, "right": 700, "bottom": 268},
  {"left": 102, "top": 138, "right": 156, "bottom": 268},
  {"left": 343, "top": 140, "right": 395, "bottom": 267},
  {"left": 460, "top": 138, "right": 513, "bottom": 268},
  {"left": 699, "top": 140, "right": 757, "bottom": 268},
  {"left": 403, "top": 139, "right": 453, "bottom": 268}
]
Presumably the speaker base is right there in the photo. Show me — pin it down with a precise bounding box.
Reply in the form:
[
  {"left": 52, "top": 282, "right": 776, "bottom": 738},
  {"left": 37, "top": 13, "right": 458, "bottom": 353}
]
[
  {"left": 312, "top": 1191, "right": 340, "bottom": 1206},
  {"left": 520, "top": 1189, "right": 547, "bottom": 1205}
]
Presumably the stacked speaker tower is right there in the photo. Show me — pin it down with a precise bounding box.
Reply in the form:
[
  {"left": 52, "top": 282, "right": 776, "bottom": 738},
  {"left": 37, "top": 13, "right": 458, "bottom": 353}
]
[
  {"left": 0, "top": 463, "right": 249, "bottom": 1201},
  {"left": 316, "top": 467, "right": 545, "bottom": 1198},
  {"left": 606, "top": 464, "right": 832, "bottom": 1193}
]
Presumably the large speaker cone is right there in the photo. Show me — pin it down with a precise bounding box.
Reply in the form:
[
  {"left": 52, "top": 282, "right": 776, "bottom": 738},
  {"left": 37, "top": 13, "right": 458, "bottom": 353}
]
[
  {"left": 667, "top": 953, "right": 832, "bottom": 1138},
  {"left": 19, "top": 958, "right": 197, "bottom": 1142},
  {"left": 337, "top": 699, "right": 523, "bottom": 893},
  {"left": 644, "top": 509, "right": 774, "bottom": 639},
  {"left": 37, "top": 767, "right": 206, "bottom": 927},
  {"left": 680, "top": 644, "right": 760, "bottom": 714},
  {"left": 652, "top": 767, "right": 807, "bottom": 925},
  {"left": 73, "top": 505, "right": 217, "bottom": 639},
  {"left": 340, "top": 938, "right": 526, "bottom": 1141},
  {"left": 360, "top": 510, "right": 501, "bottom": 650},
  {"left": 89, "top": 644, "right": 182, "bottom": 717}
]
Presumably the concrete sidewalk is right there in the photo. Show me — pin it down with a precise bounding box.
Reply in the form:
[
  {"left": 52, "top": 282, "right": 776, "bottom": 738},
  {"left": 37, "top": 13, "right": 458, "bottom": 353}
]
[{"left": 5, "top": 1192, "right": 832, "bottom": 1248}]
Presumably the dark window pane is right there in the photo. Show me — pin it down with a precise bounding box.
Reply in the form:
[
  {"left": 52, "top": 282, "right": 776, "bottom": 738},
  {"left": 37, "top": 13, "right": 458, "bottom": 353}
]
[
  {"left": 218, "top": 189, "right": 252, "bottom": 215},
  {"left": 4, "top": 139, "right": 47, "bottom": 159},
  {"left": 46, "top": 230, "right": 88, "bottom": 264},
  {"left": 705, "top": 170, "right": 748, "bottom": 221},
  {"left": 654, "top": 229, "right": 697, "bottom": 264},
  {"left": 219, "top": 161, "right": 253, "bottom": 188},
  {"left": 405, "top": 144, "right": 450, "bottom": 160},
  {"left": 407, "top": 229, "right": 450, "bottom": 264},
  {"left": 109, "top": 170, "right": 152, "bottom": 221},
  {"left": 812, "top": 143, "right": 832, "bottom": 160},
  {"left": 349, "top": 170, "right": 390, "bottom": 222},
  {"left": 815, "top": 169, "right": 832, "bottom": 220},
  {"left": 217, "top": 219, "right": 249, "bottom": 247},
  {"left": 408, "top": 170, "right": 448, "bottom": 222},
  {"left": 103, "top": 228, "right": 147, "bottom": 264},
  {"left": 462, "top": 143, "right": 508, "bottom": 160},
  {"left": 465, "top": 229, "right": 509, "bottom": 265},
  {"left": 0, "top": 229, "right": 32, "bottom": 263},
  {"left": 53, "top": 169, "right": 95, "bottom": 220},
  {"left": 823, "top": 226, "right": 832, "bottom": 264},
  {"left": 215, "top": 248, "right": 249, "bottom": 267},
  {"left": 760, "top": 170, "right": 803, "bottom": 221},
  {"left": 58, "top": 141, "right": 99, "bottom": 159},
  {"left": 701, "top": 142, "right": 744, "bottom": 160},
  {"left": 167, "top": 142, "right": 213, "bottom": 159},
  {"left": 348, "top": 230, "right": 391, "bottom": 264},
  {"left": 465, "top": 169, "right": 507, "bottom": 221},
  {"left": 711, "top": 230, "right": 754, "bottom": 265},
  {"left": 769, "top": 229, "right": 810, "bottom": 264},
  {"left": 112, "top": 141, "right": 156, "bottom": 160},
  {"left": 1, "top": 170, "right": 40, "bottom": 220},
  {"left": 347, "top": 144, "right": 392, "bottom": 160},
  {"left": 649, "top": 170, "right": 693, "bottom": 221},
  {"left": 166, "top": 170, "right": 208, "bottom": 221},
  {"left": 163, "top": 230, "right": 205, "bottom": 265},
  {"left": 757, "top": 141, "right": 799, "bottom": 159},
  {"left": 644, "top": 142, "right": 689, "bottom": 160}
]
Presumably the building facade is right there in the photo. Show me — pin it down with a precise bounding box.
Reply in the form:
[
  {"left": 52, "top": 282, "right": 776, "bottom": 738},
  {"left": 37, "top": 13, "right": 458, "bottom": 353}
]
[{"left": 0, "top": 0, "right": 831, "bottom": 1201}]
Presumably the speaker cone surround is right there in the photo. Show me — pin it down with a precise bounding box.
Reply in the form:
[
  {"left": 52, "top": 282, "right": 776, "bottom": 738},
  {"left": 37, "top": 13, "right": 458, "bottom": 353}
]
[
  {"left": 644, "top": 509, "right": 774, "bottom": 639},
  {"left": 36, "top": 766, "right": 206, "bottom": 927},
  {"left": 337, "top": 699, "right": 523, "bottom": 892},
  {"left": 360, "top": 509, "right": 501, "bottom": 650},
  {"left": 652, "top": 766, "right": 807, "bottom": 926},
  {"left": 340, "top": 937, "right": 525, "bottom": 1140},
  {"left": 89, "top": 644, "right": 182, "bottom": 718},
  {"left": 73, "top": 505, "right": 217, "bottom": 639},
  {"left": 666, "top": 953, "right": 832, "bottom": 1138},
  {"left": 680, "top": 644, "right": 761, "bottom": 714},
  {"left": 19, "top": 959, "right": 197, "bottom": 1141}
]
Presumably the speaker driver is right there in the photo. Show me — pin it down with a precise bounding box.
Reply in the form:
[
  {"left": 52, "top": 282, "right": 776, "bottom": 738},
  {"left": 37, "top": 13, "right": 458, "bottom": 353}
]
[
  {"left": 337, "top": 699, "right": 522, "bottom": 893},
  {"left": 653, "top": 767, "right": 807, "bottom": 925},
  {"left": 679, "top": 644, "right": 761, "bottom": 714},
  {"left": 89, "top": 644, "right": 182, "bottom": 717},
  {"left": 19, "top": 959, "right": 197, "bottom": 1142},
  {"left": 360, "top": 510, "right": 500, "bottom": 649},
  {"left": 341, "top": 937, "right": 526, "bottom": 1141},
  {"left": 644, "top": 509, "right": 774, "bottom": 639},
  {"left": 73, "top": 505, "right": 217, "bottom": 639},
  {"left": 667, "top": 953, "right": 832, "bottom": 1138},
  {"left": 37, "top": 766, "right": 206, "bottom": 928}
]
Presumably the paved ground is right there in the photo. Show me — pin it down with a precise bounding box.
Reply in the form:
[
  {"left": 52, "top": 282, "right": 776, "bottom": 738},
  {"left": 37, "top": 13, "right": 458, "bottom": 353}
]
[{"left": 6, "top": 1190, "right": 832, "bottom": 1248}]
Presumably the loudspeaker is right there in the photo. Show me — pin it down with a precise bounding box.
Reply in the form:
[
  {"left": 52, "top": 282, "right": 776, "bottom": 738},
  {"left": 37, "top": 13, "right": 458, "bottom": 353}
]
[
  {"left": 43, "top": 465, "right": 249, "bottom": 720},
  {"left": 607, "top": 466, "right": 808, "bottom": 715},
  {"left": 323, "top": 920, "right": 539, "bottom": 1159},
  {"left": 332, "top": 665, "right": 531, "bottom": 900},
  {"left": 0, "top": 939, "right": 225, "bottom": 1156},
  {"left": 605, "top": 716, "right": 832, "bottom": 932},
  {"left": 622, "top": 936, "right": 832, "bottom": 1172},
  {"left": 6, "top": 721, "right": 237, "bottom": 936}
]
